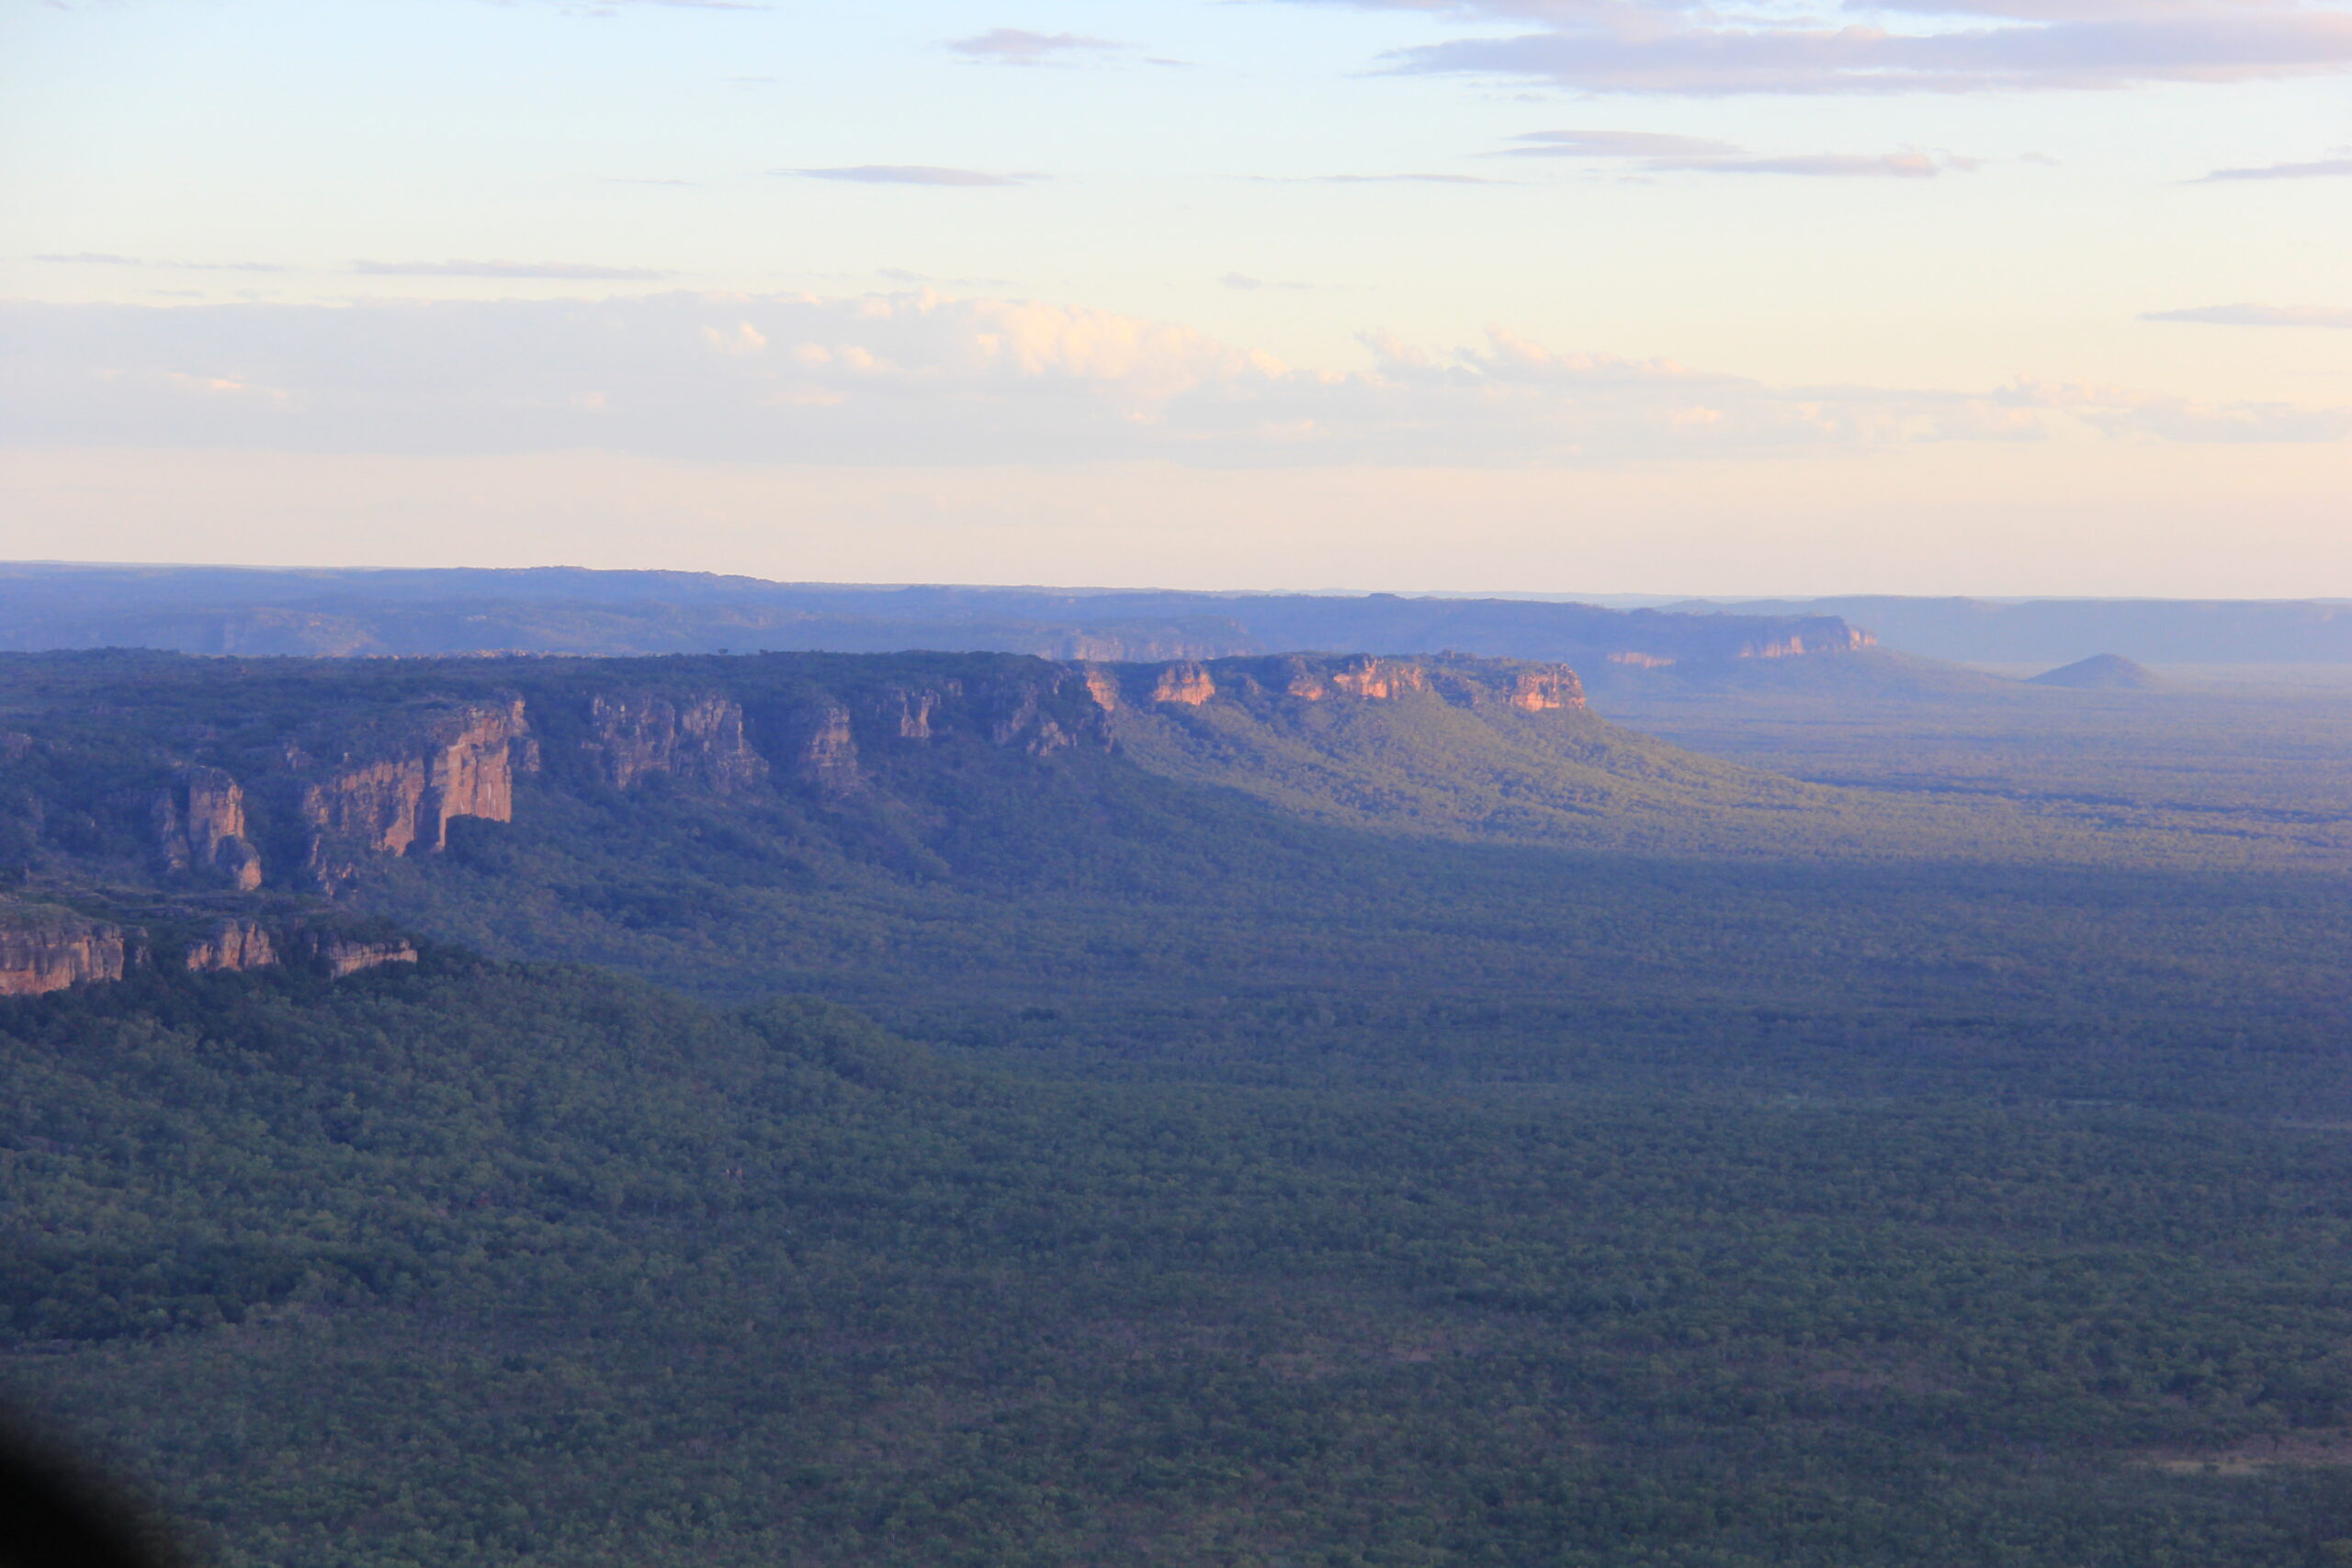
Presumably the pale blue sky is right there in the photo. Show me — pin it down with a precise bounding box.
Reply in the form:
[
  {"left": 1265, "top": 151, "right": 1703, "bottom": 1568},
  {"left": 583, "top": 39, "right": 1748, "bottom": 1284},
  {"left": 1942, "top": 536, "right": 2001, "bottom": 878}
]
[{"left": 2, "top": 0, "right": 2347, "bottom": 592}]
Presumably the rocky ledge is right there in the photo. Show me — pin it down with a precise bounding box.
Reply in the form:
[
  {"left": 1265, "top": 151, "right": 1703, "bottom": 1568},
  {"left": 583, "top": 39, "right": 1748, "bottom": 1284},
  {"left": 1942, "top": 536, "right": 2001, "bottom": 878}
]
[
  {"left": 0, "top": 908, "right": 130, "bottom": 997},
  {"left": 0, "top": 901, "right": 423, "bottom": 998},
  {"left": 1094, "top": 653, "right": 1586, "bottom": 715}
]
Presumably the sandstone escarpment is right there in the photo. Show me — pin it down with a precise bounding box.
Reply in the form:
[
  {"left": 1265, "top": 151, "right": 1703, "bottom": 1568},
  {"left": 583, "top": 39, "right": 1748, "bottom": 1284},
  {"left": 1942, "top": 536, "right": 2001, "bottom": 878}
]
[
  {"left": 0, "top": 904, "right": 429, "bottom": 994},
  {"left": 1504, "top": 667, "right": 1583, "bottom": 711},
  {"left": 185, "top": 919, "right": 276, "bottom": 974},
  {"left": 154, "top": 766, "right": 265, "bottom": 890},
  {"left": 977, "top": 669, "right": 1111, "bottom": 755},
  {"left": 587, "top": 692, "right": 770, "bottom": 793},
  {"left": 0, "top": 909, "right": 129, "bottom": 996},
  {"left": 867, "top": 684, "right": 942, "bottom": 740},
  {"left": 1150, "top": 663, "right": 1217, "bottom": 706},
  {"left": 301, "top": 697, "right": 531, "bottom": 894},
  {"left": 1323, "top": 658, "right": 1428, "bottom": 701},
  {"left": 1117, "top": 653, "right": 1585, "bottom": 716},
  {"left": 1736, "top": 626, "right": 1874, "bottom": 660},
  {"left": 302, "top": 930, "right": 420, "bottom": 978},
  {"left": 775, "top": 697, "right": 864, "bottom": 795}
]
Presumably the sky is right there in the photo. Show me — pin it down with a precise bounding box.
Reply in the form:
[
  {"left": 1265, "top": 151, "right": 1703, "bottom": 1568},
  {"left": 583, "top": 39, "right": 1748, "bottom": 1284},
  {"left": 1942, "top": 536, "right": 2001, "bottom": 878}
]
[{"left": 1, "top": 0, "right": 2347, "bottom": 595}]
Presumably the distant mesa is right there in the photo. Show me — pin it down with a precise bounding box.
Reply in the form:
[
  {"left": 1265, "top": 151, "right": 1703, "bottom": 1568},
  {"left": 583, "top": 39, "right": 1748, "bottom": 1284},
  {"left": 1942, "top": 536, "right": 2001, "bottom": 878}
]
[{"left": 2028, "top": 654, "right": 2169, "bottom": 691}]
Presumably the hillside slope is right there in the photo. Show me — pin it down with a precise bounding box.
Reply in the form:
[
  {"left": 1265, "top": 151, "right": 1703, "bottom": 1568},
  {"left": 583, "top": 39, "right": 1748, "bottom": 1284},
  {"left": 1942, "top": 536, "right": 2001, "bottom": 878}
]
[
  {"left": 0, "top": 649, "right": 2346, "bottom": 1091},
  {"left": 1098, "top": 652, "right": 1941, "bottom": 854}
]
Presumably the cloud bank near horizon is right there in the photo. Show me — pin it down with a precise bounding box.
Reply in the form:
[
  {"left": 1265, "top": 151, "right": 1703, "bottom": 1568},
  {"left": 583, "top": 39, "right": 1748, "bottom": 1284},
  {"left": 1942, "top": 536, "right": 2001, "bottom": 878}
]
[
  {"left": 2145, "top": 303, "right": 2352, "bottom": 328},
  {"left": 4, "top": 290, "right": 2338, "bottom": 469},
  {"left": 1295, "top": 0, "right": 2352, "bottom": 95}
]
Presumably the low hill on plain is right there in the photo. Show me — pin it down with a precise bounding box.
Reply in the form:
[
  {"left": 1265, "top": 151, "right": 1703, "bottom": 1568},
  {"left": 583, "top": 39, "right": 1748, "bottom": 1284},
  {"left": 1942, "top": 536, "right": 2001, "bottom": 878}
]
[{"left": 2030, "top": 653, "right": 2171, "bottom": 690}]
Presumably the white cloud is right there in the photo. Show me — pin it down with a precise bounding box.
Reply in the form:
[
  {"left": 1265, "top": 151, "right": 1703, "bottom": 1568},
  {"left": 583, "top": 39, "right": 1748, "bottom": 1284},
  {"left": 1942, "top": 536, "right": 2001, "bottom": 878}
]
[
  {"left": 780, "top": 165, "right": 1036, "bottom": 186},
  {"left": 2198, "top": 155, "right": 2352, "bottom": 180},
  {"left": 353, "top": 259, "right": 673, "bottom": 279},
  {"left": 946, "top": 28, "right": 1129, "bottom": 64},
  {"left": 1286, "top": 0, "right": 2352, "bottom": 95},
  {"left": 35, "top": 254, "right": 292, "bottom": 274},
  {"left": 2143, "top": 303, "right": 2352, "bottom": 328},
  {"left": 1502, "top": 130, "right": 1962, "bottom": 175},
  {"left": 1996, "top": 376, "right": 2352, "bottom": 440},
  {"left": 1303, "top": 172, "right": 1513, "bottom": 183},
  {"left": 0, "top": 290, "right": 2339, "bottom": 468},
  {"left": 1506, "top": 130, "right": 1739, "bottom": 158}
]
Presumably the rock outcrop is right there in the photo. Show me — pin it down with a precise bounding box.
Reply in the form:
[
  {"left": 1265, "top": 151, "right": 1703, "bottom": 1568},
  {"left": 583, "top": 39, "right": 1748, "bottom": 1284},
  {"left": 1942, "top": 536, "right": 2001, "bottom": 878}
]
[
  {"left": 587, "top": 692, "right": 770, "bottom": 793},
  {"left": 1504, "top": 667, "right": 1584, "bottom": 711},
  {"left": 0, "top": 909, "right": 129, "bottom": 996},
  {"left": 1116, "top": 653, "right": 1586, "bottom": 716},
  {"left": 154, "top": 766, "right": 265, "bottom": 890},
  {"left": 1736, "top": 627, "right": 1874, "bottom": 660},
  {"left": 301, "top": 698, "right": 530, "bottom": 893},
  {"left": 1325, "top": 658, "right": 1428, "bottom": 701},
  {"left": 302, "top": 930, "right": 420, "bottom": 979},
  {"left": 854, "top": 670, "right": 1108, "bottom": 758},
  {"left": 185, "top": 919, "right": 276, "bottom": 973},
  {"left": 775, "top": 698, "right": 864, "bottom": 794},
  {"left": 867, "top": 684, "right": 942, "bottom": 740},
  {"left": 976, "top": 670, "right": 1109, "bottom": 755},
  {"left": 1150, "top": 663, "right": 1218, "bottom": 705}
]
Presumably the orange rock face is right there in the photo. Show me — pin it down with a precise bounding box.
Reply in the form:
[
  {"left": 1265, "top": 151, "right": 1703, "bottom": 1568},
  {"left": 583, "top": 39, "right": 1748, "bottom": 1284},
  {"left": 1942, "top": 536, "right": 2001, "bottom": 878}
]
[
  {"left": 1130, "top": 653, "right": 1587, "bottom": 716},
  {"left": 1509, "top": 668, "right": 1587, "bottom": 711},
  {"left": 186, "top": 919, "right": 277, "bottom": 973},
  {"left": 1736, "top": 626, "right": 1873, "bottom": 659},
  {"left": 0, "top": 915, "right": 128, "bottom": 997},
  {"left": 1329, "top": 658, "right": 1429, "bottom": 701},
  {"left": 1152, "top": 663, "right": 1217, "bottom": 705},
  {"left": 784, "top": 698, "right": 865, "bottom": 794},
  {"left": 873, "top": 685, "right": 943, "bottom": 739},
  {"left": 155, "top": 766, "right": 266, "bottom": 890},
  {"left": 588, "top": 692, "right": 770, "bottom": 793},
  {"left": 303, "top": 697, "right": 531, "bottom": 893},
  {"left": 304, "top": 931, "right": 420, "bottom": 978}
]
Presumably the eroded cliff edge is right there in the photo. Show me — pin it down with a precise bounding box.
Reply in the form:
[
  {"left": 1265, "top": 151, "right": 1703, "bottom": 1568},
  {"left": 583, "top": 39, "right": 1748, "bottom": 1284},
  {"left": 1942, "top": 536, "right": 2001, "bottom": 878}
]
[{"left": 0, "top": 648, "right": 1617, "bottom": 997}]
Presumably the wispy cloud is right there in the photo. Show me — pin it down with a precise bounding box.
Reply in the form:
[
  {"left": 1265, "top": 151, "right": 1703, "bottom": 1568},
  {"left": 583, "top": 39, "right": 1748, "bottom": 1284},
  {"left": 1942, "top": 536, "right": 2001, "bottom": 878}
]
[
  {"left": 2144, "top": 304, "right": 2352, "bottom": 328},
  {"left": 782, "top": 165, "right": 1037, "bottom": 187},
  {"left": 5, "top": 290, "right": 2337, "bottom": 469},
  {"left": 525, "top": 0, "right": 774, "bottom": 11},
  {"left": 1506, "top": 130, "right": 1738, "bottom": 158},
  {"left": 1308, "top": 172, "right": 1512, "bottom": 184},
  {"left": 1290, "top": 0, "right": 2352, "bottom": 96},
  {"left": 2198, "top": 155, "right": 2352, "bottom": 181},
  {"left": 351, "top": 259, "right": 673, "bottom": 279},
  {"left": 1502, "top": 130, "right": 1960, "bottom": 177},
  {"left": 35, "top": 254, "right": 290, "bottom": 273},
  {"left": 1220, "top": 273, "right": 1316, "bottom": 290},
  {"left": 946, "top": 28, "right": 1128, "bottom": 65}
]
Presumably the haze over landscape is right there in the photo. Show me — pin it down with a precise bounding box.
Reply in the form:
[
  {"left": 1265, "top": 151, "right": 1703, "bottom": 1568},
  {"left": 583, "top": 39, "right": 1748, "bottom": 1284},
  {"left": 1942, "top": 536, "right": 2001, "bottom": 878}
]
[
  {"left": 5, "top": 6, "right": 2352, "bottom": 1568},
  {"left": 5, "top": 0, "right": 2349, "bottom": 593}
]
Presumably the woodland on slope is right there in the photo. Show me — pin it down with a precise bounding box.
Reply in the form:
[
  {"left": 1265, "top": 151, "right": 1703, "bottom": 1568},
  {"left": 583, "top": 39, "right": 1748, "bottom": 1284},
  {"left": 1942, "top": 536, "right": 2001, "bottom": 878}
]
[{"left": 3, "top": 648, "right": 2352, "bottom": 1566}]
